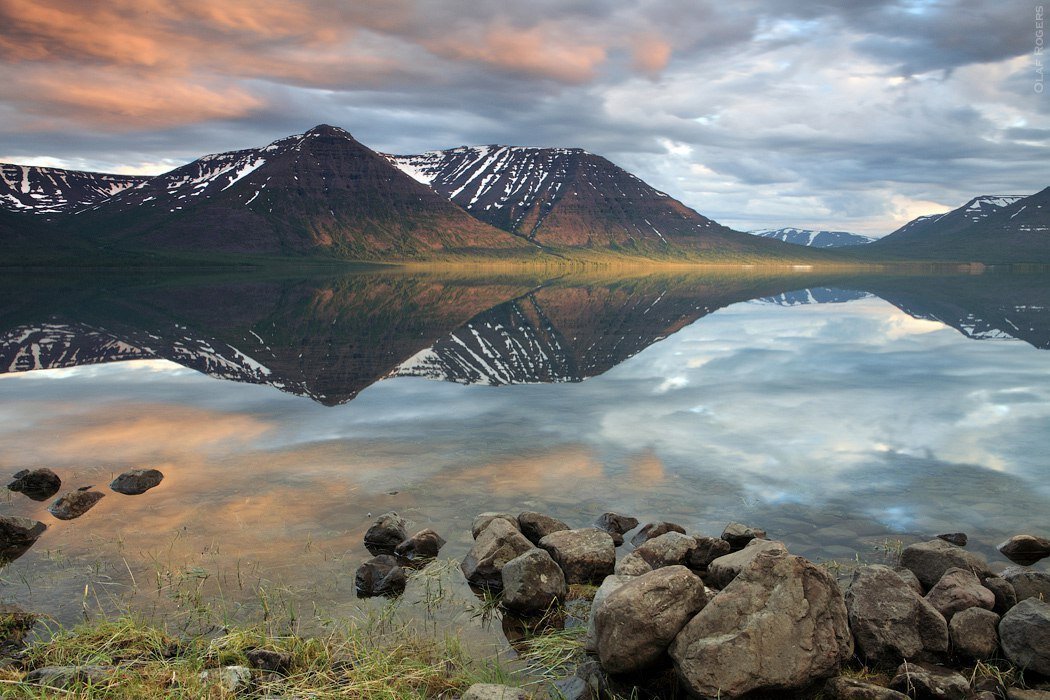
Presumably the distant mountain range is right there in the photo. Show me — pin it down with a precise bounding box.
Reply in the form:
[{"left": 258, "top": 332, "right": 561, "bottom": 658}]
[{"left": 749, "top": 228, "right": 876, "bottom": 248}]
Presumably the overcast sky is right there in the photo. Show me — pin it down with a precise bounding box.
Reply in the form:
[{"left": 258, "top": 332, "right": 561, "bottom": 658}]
[{"left": 0, "top": 0, "right": 1045, "bottom": 235}]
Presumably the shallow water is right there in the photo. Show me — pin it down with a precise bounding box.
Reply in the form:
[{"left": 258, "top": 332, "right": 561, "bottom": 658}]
[{"left": 0, "top": 268, "right": 1048, "bottom": 645}]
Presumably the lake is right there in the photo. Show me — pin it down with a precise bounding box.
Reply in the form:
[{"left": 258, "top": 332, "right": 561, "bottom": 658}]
[{"left": 1, "top": 267, "right": 1049, "bottom": 649}]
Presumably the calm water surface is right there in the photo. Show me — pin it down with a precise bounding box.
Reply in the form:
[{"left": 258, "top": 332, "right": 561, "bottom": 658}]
[{"left": 0, "top": 269, "right": 1048, "bottom": 646}]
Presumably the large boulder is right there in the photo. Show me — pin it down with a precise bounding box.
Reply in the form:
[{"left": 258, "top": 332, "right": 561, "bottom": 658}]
[
  {"left": 888, "top": 662, "right": 973, "bottom": 699},
  {"left": 949, "top": 607, "right": 1000, "bottom": 660},
  {"left": 363, "top": 512, "right": 407, "bottom": 554},
  {"left": 538, "top": 528, "right": 615, "bottom": 584},
  {"left": 109, "top": 468, "right": 164, "bottom": 495},
  {"left": 593, "top": 512, "right": 639, "bottom": 546},
  {"left": 721, "top": 522, "right": 767, "bottom": 551},
  {"left": 517, "top": 512, "right": 569, "bottom": 545},
  {"left": 471, "top": 513, "right": 519, "bottom": 539},
  {"left": 998, "top": 598, "right": 1050, "bottom": 676},
  {"left": 614, "top": 531, "right": 699, "bottom": 576},
  {"left": 630, "top": 521, "right": 686, "bottom": 547},
  {"left": 49, "top": 489, "right": 104, "bottom": 520},
  {"left": 500, "top": 548, "right": 566, "bottom": 615},
  {"left": 899, "top": 539, "right": 991, "bottom": 590},
  {"left": 844, "top": 565, "right": 949, "bottom": 667},
  {"left": 924, "top": 567, "right": 995, "bottom": 622},
  {"left": 824, "top": 677, "right": 909, "bottom": 699},
  {"left": 706, "top": 538, "right": 788, "bottom": 589},
  {"left": 6, "top": 468, "right": 61, "bottom": 501},
  {"left": 688, "top": 536, "right": 732, "bottom": 572},
  {"left": 461, "top": 518, "right": 533, "bottom": 589},
  {"left": 355, "top": 555, "right": 407, "bottom": 597},
  {"left": 394, "top": 529, "right": 446, "bottom": 561},
  {"left": 1001, "top": 568, "right": 1050, "bottom": 603},
  {"left": 584, "top": 575, "right": 634, "bottom": 652},
  {"left": 595, "top": 565, "right": 707, "bottom": 674},
  {"left": 997, "top": 535, "right": 1050, "bottom": 566},
  {"left": 670, "top": 552, "right": 853, "bottom": 698},
  {"left": 0, "top": 516, "right": 46, "bottom": 561}
]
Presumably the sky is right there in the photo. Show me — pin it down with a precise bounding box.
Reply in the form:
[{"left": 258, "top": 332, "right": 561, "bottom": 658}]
[{"left": 0, "top": 0, "right": 1046, "bottom": 235}]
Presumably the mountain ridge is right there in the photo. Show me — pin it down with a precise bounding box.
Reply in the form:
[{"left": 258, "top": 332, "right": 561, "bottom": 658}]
[{"left": 749, "top": 227, "right": 876, "bottom": 248}]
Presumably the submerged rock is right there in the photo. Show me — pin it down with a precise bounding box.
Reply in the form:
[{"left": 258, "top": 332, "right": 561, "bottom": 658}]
[
  {"left": 937, "top": 533, "right": 968, "bottom": 547},
  {"left": 461, "top": 518, "right": 533, "bottom": 589},
  {"left": 998, "top": 598, "right": 1050, "bottom": 676},
  {"left": 500, "top": 548, "right": 566, "bottom": 615},
  {"left": 109, "top": 468, "right": 163, "bottom": 495},
  {"left": 899, "top": 539, "right": 991, "bottom": 590},
  {"left": 517, "top": 511, "right": 569, "bottom": 545},
  {"left": 997, "top": 534, "right": 1050, "bottom": 566},
  {"left": 630, "top": 521, "right": 686, "bottom": 547},
  {"left": 538, "top": 528, "right": 615, "bottom": 584},
  {"left": 394, "top": 528, "right": 446, "bottom": 561},
  {"left": 593, "top": 512, "right": 639, "bottom": 546},
  {"left": 363, "top": 512, "right": 407, "bottom": 554},
  {"left": 48, "top": 489, "right": 104, "bottom": 520},
  {"left": 6, "top": 468, "right": 61, "bottom": 501},
  {"left": 888, "top": 661, "right": 972, "bottom": 700},
  {"left": 355, "top": 554, "right": 407, "bottom": 597},
  {"left": 670, "top": 551, "right": 853, "bottom": 698},
  {"left": 706, "top": 538, "right": 788, "bottom": 589},
  {"left": 0, "top": 516, "right": 46, "bottom": 561},
  {"left": 721, "top": 522, "right": 767, "bottom": 551}
]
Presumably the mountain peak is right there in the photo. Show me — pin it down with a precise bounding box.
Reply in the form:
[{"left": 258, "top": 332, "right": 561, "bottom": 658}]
[{"left": 304, "top": 124, "right": 351, "bottom": 138}]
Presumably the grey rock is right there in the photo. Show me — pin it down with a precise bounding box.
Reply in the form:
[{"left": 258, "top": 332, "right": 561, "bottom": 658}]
[
  {"left": 461, "top": 518, "right": 534, "bottom": 589},
  {"left": 629, "top": 521, "right": 686, "bottom": 547},
  {"left": 500, "top": 548, "right": 566, "bottom": 615},
  {"left": 997, "top": 535, "right": 1050, "bottom": 566},
  {"left": 670, "top": 551, "right": 853, "bottom": 698},
  {"left": 888, "top": 661, "right": 973, "bottom": 699},
  {"left": 6, "top": 468, "right": 61, "bottom": 501},
  {"left": 517, "top": 512, "right": 569, "bottom": 545},
  {"left": 0, "top": 604, "right": 36, "bottom": 649},
  {"left": 0, "top": 516, "right": 46, "bottom": 561},
  {"left": 706, "top": 538, "right": 788, "bottom": 589},
  {"left": 614, "top": 531, "right": 699, "bottom": 576},
  {"left": 48, "top": 489, "right": 104, "bottom": 520},
  {"left": 980, "top": 575, "right": 1017, "bottom": 615},
  {"left": 925, "top": 567, "right": 995, "bottom": 622},
  {"left": 595, "top": 565, "right": 707, "bottom": 674},
  {"left": 471, "top": 512, "right": 520, "bottom": 539},
  {"left": 949, "top": 608, "right": 1000, "bottom": 660},
  {"left": 937, "top": 533, "right": 968, "bottom": 547},
  {"left": 998, "top": 598, "right": 1050, "bottom": 675},
  {"left": 459, "top": 683, "right": 529, "bottom": 699},
  {"left": 900, "top": 539, "right": 992, "bottom": 590},
  {"left": 584, "top": 574, "right": 634, "bottom": 652},
  {"left": 593, "top": 512, "right": 639, "bottom": 546},
  {"left": 354, "top": 555, "right": 407, "bottom": 597},
  {"left": 538, "top": 528, "right": 615, "bottom": 585},
  {"left": 721, "top": 522, "right": 767, "bottom": 551},
  {"left": 551, "top": 675, "right": 588, "bottom": 699},
  {"left": 1007, "top": 690, "right": 1050, "bottom": 700},
  {"left": 109, "top": 468, "right": 163, "bottom": 495},
  {"left": 845, "top": 565, "right": 949, "bottom": 667},
  {"left": 825, "top": 676, "right": 910, "bottom": 699},
  {"left": 394, "top": 528, "right": 446, "bottom": 561},
  {"left": 200, "top": 665, "right": 253, "bottom": 694},
  {"left": 895, "top": 567, "right": 925, "bottom": 596},
  {"left": 363, "top": 512, "right": 407, "bottom": 554},
  {"left": 1001, "top": 568, "right": 1050, "bottom": 603},
  {"left": 245, "top": 648, "right": 293, "bottom": 672},
  {"left": 688, "top": 536, "right": 732, "bottom": 572},
  {"left": 27, "top": 665, "right": 115, "bottom": 688}
]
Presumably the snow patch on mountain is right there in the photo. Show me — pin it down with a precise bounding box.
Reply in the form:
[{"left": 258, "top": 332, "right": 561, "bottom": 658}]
[{"left": 749, "top": 227, "right": 875, "bottom": 248}]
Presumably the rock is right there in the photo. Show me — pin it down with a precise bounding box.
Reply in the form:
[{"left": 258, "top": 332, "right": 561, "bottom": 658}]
[
  {"left": 894, "top": 566, "right": 925, "bottom": 596},
  {"left": 6, "top": 468, "right": 61, "bottom": 501},
  {"left": 1007, "top": 691, "right": 1050, "bottom": 700},
  {"left": 721, "top": 522, "right": 767, "bottom": 551},
  {"left": 459, "top": 683, "right": 529, "bottom": 699},
  {"left": 593, "top": 512, "right": 639, "bottom": 546},
  {"left": 998, "top": 598, "right": 1050, "bottom": 676},
  {"left": 706, "top": 538, "right": 789, "bottom": 589},
  {"left": 109, "top": 468, "right": 163, "bottom": 495},
  {"left": 551, "top": 674, "right": 588, "bottom": 700},
  {"left": 0, "top": 604, "right": 36, "bottom": 650},
  {"left": 844, "top": 565, "right": 949, "bottom": 667},
  {"left": 363, "top": 512, "right": 407, "bottom": 554},
  {"left": 688, "top": 536, "right": 732, "bottom": 572},
  {"left": 245, "top": 648, "right": 293, "bottom": 673},
  {"left": 888, "top": 661, "right": 973, "bottom": 699},
  {"left": 925, "top": 567, "right": 995, "bottom": 622},
  {"left": 670, "top": 551, "right": 853, "bottom": 698},
  {"left": 517, "top": 512, "right": 569, "bottom": 545},
  {"left": 500, "top": 548, "right": 566, "bottom": 615},
  {"left": 900, "top": 539, "right": 992, "bottom": 590},
  {"left": 825, "top": 676, "right": 910, "bottom": 699},
  {"left": 48, "top": 489, "right": 104, "bottom": 520},
  {"left": 461, "top": 518, "right": 534, "bottom": 589},
  {"left": 997, "top": 535, "right": 1050, "bottom": 566},
  {"left": 471, "top": 512, "right": 519, "bottom": 539},
  {"left": 630, "top": 521, "right": 686, "bottom": 547},
  {"left": 1001, "top": 568, "right": 1050, "bottom": 603},
  {"left": 938, "top": 533, "right": 968, "bottom": 547},
  {"left": 26, "top": 665, "right": 115, "bottom": 688},
  {"left": 614, "top": 531, "right": 699, "bottom": 576},
  {"left": 595, "top": 565, "right": 707, "bottom": 674},
  {"left": 354, "top": 555, "right": 407, "bottom": 597},
  {"left": 538, "top": 528, "right": 615, "bottom": 584},
  {"left": 584, "top": 575, "right": 634, "bottom": 652},
  {"left": 0, "top": 516, "right": 46, "bottom": 561},
  {"left": 949, "top": 608, "right": 1000, "bottom": 660},
  {"left": 394, "top": 528, "right": 446, "bottom": 561},
  {"left": 200, "top": 665, "right": 253, "bottom": 694},
  {"left": 980, "top": 575, "right": 1017, "bottom": 614}
]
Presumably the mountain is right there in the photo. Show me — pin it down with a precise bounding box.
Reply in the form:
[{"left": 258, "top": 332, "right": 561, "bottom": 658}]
[
  {"left": 752, "top": 288, "right": 871, "bottom": 306},
  {"left": 0, "top": 164, "right": 147, "bottom": 216},
  {"left": 386, "top": 146, "right": 809, "bottom": 259},
  {"left": 32, "top": 126, "right": 535, "bottom": 261},
  {"left": 749, "top": 228, "right": 875, "bottom": 248},
  {"left": 863, "top": 192, "right": 1050, "bottom": 262}
]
